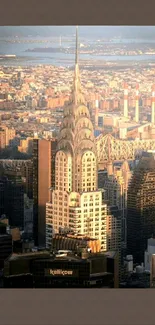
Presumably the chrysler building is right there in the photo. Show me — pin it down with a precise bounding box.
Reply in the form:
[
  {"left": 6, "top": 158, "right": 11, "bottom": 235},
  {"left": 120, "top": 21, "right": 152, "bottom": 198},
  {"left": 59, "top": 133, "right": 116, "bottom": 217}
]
[{"left": 46, "top": 27, "right": 110, "bottom": 251}]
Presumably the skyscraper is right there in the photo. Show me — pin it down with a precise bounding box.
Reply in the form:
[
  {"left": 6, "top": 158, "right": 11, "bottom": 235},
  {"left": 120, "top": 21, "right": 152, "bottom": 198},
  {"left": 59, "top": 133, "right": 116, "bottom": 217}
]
[
  {"left": 46, "top": 27, "right": 110, "bottom": 251},
  {"left": 0, "top": 221, "right": 12, "bottom": 270},
  {"left": 98, "top": 161, "right": 131, "bottom": 276},
  {"left": 33, "top": 138, "right": 57, "bottom": 246},
  {"left": 0, "top": 178, "right": 5, "bottom": 217},
  {"left": 2, "top": 171, "right": 24, "bottom": 229},
  {"left": 103, "top": 160, "right": 132, "bottom": 246},
  {"left": 127, "top": 152, "right": 155, "bottom": 264}
]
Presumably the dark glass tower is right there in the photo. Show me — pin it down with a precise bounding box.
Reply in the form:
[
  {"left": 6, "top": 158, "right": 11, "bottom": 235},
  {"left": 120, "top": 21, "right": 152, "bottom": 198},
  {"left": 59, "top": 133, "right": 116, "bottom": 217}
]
[{"left": 127, "top": 152, "right": 155, "bottom": 264}]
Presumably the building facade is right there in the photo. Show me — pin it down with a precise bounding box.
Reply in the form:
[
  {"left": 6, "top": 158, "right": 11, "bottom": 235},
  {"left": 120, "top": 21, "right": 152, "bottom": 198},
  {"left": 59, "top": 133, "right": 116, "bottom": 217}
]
[
  {"left": 33, "top": 138, "right": 57, "bottom": 246},
  {"left": 4, "top": 171, "right": 25, "bottom": 229},
  {"left": 103, "top": 160, "right": 132, "bottom": 246},
  {"left": 0, "top": 126, "right": 16, "bottom": 149},
  {"left": 127, "top": 152, "right": 155, "bottom": 264}
]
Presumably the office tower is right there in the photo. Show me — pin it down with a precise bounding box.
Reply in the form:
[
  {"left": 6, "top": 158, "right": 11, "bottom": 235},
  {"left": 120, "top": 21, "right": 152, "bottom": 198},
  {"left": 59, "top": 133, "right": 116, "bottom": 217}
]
[
  {"left": 98, "top": 162, "right": 131, "bottom": 277},
  {"left": 46, "top": 27, "right": 110, "bottom": 252},
  {"left": 0, "top": 160, "right": 33, "bottom": 200},
  {"left": 0, "top": 221, "right": 12, "bottom": 269},
  {"left": 0, "top": 170, "right": 25, "bottom": 229},
  {"left": 0, "top": 178, "right": 5, "bottom": 217},
  {"left": 33, "top": 138, "right": 57, "bottom": 246},
  {"left": 107, "top": 206, "right": 121, "bottom": 250},
  {"left": 22, "top": 160, "right": 33, "bottom": 199},
  {"left": 4, "top": 170, "right": 24, "bottom": 229},
  {"left": 127, "top": 152, "right": 155, "bottom": 264},
  {"left": 106, "top": 206, "right": 122, "bottom": 276},
  {"left": 24, "top": 194, "right": 33, "bottom": 234},
  {"left": 104, "top": 161, "right": 132, "bottom": 246}
]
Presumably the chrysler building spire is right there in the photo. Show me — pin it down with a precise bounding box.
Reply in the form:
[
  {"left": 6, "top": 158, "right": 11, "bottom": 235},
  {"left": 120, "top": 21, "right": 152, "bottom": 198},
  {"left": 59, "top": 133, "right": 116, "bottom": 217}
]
[
  {"left": 71, "top": 25, "right": 84, "bottom": 105},
  {"left": 75, "top": 25, "right": 78, "bottom": 65},
  {"left": 58, "top": 25, "right": 96, "bottom": 155}
]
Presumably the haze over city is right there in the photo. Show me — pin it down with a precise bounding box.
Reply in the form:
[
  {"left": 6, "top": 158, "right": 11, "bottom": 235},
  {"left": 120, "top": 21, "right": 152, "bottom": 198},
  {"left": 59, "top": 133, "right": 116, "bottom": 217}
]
[{"left": 1, "top": 26, "right": 155, "bottom": 39}]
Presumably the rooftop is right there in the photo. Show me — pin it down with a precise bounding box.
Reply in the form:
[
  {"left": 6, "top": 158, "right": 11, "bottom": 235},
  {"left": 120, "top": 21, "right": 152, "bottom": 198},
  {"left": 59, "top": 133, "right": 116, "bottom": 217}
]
[
  {"left": 104, "top": 251, "right": 118, "bottom": 259},
  {"left": 8, "top": 251, "right": 50, "bottom": 261},
  {"left": 7, "top": 250, "right": 117, "bottom": 262}
]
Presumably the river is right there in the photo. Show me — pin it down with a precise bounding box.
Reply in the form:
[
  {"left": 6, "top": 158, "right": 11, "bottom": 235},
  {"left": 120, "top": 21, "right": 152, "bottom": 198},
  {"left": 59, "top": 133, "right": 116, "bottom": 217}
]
[{"left": 1, "top": 37, "right": 155, "bottom": 66}]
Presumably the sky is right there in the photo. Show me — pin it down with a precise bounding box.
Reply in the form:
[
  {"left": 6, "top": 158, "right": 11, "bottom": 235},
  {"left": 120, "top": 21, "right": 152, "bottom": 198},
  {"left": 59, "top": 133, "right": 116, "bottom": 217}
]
[{"left": 0, "top": 26, "right": 155, "bottom": 39}]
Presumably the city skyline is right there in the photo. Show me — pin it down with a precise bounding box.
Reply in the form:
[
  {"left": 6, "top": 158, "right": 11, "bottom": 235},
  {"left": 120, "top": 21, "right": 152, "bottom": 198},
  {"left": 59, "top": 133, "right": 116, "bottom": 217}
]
[{"left": 1, "top": 25, "right": 155, "bottom": 288}]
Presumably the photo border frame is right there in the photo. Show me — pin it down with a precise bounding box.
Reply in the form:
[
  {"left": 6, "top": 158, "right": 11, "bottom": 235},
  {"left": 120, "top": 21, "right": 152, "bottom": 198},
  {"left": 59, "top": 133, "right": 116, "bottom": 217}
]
[{"left": 0, "top": 0, "right": 155, "bottom": 324}]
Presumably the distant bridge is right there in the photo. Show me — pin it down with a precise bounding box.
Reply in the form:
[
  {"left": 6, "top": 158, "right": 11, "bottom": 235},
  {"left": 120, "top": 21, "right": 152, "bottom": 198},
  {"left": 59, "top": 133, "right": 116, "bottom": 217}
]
[
  {"left": 0, "top": 135, "right": 155, "bottom": 170},
  {"left": 96, "top": 134, "right": 155, "bottom": 168}
]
